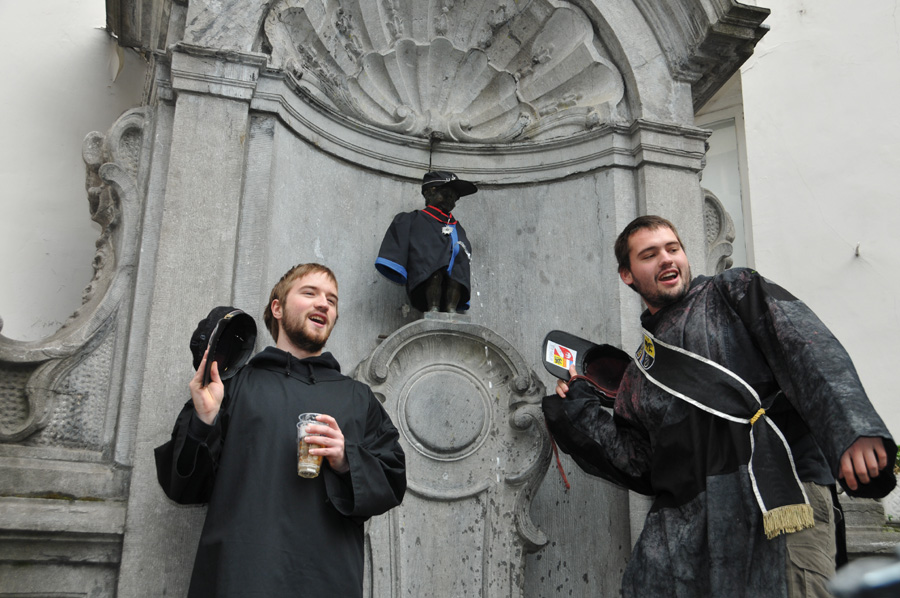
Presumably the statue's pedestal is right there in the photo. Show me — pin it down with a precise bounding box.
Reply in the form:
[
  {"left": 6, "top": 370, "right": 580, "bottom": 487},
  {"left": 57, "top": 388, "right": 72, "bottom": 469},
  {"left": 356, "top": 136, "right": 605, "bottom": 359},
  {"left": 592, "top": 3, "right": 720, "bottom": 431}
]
[{"left": 357, "top": 318, "right": 550, "bottom": 598}]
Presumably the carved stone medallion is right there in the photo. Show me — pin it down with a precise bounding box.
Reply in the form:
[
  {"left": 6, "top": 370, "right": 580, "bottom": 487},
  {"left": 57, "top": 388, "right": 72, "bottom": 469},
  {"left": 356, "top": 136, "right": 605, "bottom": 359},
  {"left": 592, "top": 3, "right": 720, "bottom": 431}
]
[{"left": 355, "top": 316, "right": 550, "bottom": 596}]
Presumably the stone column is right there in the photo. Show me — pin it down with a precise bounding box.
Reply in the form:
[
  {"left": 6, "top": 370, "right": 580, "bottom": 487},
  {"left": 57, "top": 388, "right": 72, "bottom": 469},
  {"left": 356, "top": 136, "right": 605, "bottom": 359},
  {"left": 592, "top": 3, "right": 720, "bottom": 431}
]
[{"left": 116, "top": 45, "right": 266, "bottom": 597}]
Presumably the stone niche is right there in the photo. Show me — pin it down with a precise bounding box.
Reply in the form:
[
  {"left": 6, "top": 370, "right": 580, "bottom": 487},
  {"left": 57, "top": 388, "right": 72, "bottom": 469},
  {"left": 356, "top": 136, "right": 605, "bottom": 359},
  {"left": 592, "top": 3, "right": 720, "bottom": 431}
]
[{"left": 355, "top": 315, "right": 550, "bottom": 597}]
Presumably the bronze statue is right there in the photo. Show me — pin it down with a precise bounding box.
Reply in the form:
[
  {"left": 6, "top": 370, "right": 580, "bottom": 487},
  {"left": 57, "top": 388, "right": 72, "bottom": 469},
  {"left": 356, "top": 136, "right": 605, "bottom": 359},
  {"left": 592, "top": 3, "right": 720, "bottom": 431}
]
[{"left": 375, "top": 171, "right": 477, "bottom": 313}]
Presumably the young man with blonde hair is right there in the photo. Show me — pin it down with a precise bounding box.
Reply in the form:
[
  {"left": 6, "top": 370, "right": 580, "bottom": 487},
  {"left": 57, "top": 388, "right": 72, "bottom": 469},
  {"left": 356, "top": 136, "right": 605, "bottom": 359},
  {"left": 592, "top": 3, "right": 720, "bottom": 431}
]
[{"left": 156, "top": 263, "right": 406, "bottom": 598}]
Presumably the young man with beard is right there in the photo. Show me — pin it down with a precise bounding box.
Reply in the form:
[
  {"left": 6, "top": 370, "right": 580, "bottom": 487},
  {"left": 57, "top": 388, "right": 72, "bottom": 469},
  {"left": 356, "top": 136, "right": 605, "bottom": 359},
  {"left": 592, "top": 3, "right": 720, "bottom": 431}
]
[
  {"left": 543, "top": 215, "right": 896, "bottom": 598},
  {"left": 156, "top": 263, "right": 406, "bottom": 598}
]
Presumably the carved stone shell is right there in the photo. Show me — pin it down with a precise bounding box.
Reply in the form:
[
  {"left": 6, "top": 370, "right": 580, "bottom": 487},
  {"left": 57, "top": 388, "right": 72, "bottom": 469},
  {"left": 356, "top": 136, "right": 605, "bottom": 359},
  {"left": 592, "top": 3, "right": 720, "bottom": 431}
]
[{"left": 264, "top": 0, "right": 626, "bottom": 143}]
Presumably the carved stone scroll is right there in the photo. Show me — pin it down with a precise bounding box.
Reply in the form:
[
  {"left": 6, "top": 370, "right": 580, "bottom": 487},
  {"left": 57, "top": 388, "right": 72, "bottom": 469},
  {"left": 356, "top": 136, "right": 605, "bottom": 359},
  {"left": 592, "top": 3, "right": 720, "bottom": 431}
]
[
  {"left": 355, "top": 316, "right": 550, "bottom": 597},
  {"left": 703, "top": 188, "right": 735, "bottom": 274},
  {"left": 632, "top": 0, "right": 770, "bottom": 110},
  {"left": 0, "top": 108, "right": 147, "bottom": 445},
  {"left": 0, "top": 107, "right": 148, "bottom": 598}
]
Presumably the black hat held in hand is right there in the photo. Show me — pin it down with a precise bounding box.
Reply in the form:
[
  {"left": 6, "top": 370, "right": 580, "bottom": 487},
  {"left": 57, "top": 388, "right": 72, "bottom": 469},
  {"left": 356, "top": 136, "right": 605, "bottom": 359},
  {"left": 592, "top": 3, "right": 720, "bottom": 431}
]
[
  {"left": 541, "top": 330, "right": 630, "bottom": 407},
  {"left": 189, "top": 306, "right": 257, "bottom": 387}
]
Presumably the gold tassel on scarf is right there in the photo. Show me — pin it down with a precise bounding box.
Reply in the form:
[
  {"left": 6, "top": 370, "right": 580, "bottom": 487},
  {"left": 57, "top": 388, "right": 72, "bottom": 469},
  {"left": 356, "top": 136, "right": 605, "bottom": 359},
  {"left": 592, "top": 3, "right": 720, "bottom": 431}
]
[{"left": 763, "top": 503, "right": 815, "bottom": 539}]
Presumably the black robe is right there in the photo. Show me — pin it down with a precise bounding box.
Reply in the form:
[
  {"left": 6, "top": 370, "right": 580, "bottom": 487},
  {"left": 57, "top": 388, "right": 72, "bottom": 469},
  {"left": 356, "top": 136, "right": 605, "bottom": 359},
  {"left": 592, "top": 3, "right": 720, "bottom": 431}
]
[
  {"left": 155, "top": 348, "right": 406, "bottom": 598},
  {"left": 375, "top": 206, "right": 472, "bottom": 311},
  {"left": 543, "top": 268, "right": 895, "bottom": 598}
]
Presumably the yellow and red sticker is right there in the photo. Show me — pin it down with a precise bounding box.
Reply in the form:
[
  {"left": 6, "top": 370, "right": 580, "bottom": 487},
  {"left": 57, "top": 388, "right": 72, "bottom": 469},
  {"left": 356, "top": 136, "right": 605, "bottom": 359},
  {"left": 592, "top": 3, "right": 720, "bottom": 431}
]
[{"left": 546, "top": 341, "right": 576, "bottom": 370}]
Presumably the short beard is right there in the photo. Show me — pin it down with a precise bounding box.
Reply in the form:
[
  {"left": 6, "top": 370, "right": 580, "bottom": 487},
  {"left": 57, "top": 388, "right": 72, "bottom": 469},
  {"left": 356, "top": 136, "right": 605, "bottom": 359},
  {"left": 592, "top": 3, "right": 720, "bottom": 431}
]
[
  {"left": 632, "top": 265, "right": 692, "bottom": 311},
  {"left": 281, "top": 314, "right": 330, "bottom": 355},
  {"left": 284, "top": 327, "right": 326, "bottom": 354}
]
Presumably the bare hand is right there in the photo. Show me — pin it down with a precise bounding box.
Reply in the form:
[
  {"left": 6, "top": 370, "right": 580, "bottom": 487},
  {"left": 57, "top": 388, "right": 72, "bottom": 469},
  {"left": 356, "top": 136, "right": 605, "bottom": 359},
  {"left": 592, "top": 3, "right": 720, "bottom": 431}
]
[
  {"left": 188, "top": 348, "right": 224, "bottom": 425},
  {"left": 305, "top": 414, "right": 348, "bottom": 474},
  {"left": 556, "top": 366, "right": 577, "bottom": 398},
  {"left": 839, "top": 436, "right": 888, "bottom": 491}
]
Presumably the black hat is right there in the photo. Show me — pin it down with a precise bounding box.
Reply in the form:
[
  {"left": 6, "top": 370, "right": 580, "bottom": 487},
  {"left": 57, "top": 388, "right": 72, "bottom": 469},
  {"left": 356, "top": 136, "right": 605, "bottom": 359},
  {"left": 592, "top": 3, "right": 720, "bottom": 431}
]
[
  {"left": 189, "top": 306, "right": 258, "bottom": 386},
  {"left": 541, "top": 330, "right": 631, "bottom": 406},
  {"left": 421, "top": 171, "right": 477, "bottom": 197}
]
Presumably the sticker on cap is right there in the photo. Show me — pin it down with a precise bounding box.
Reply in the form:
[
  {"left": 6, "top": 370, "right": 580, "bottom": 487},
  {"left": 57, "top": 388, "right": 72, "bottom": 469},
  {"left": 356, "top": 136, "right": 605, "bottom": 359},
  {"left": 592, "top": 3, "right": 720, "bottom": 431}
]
[{"left": 546, "top": 340, "right": 576, "bottom": 369}]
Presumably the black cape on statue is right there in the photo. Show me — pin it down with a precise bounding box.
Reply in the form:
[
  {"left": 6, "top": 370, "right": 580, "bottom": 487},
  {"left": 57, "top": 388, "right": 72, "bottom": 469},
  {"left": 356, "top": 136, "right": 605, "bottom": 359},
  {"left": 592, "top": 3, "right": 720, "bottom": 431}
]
[
  {"left": 154, "top": 348, "right": 406, "bottom": 598},
  {"left": 375, "top": 206, "right": 472, "bottom": 311}
]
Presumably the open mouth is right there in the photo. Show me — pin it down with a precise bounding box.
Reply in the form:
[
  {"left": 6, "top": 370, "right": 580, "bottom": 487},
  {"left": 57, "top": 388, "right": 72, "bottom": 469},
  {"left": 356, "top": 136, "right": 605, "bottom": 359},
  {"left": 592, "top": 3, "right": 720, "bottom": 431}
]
[
  {"left": 309, "top": 314, "right": 327, "bottom": 326},
  {"left": 658, "top": 270, "right": 679, "bottom": 283}
]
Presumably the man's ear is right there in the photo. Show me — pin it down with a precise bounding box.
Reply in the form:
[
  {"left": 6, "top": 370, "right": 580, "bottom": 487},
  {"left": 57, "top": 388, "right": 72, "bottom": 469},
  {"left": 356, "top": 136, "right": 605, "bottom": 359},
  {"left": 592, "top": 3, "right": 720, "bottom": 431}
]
[
  {"left": 271, "top": 299, "right": 283, "bottom": 321},
  {"left": 619, "top": 268, "right": 633, "bottom": 286}
]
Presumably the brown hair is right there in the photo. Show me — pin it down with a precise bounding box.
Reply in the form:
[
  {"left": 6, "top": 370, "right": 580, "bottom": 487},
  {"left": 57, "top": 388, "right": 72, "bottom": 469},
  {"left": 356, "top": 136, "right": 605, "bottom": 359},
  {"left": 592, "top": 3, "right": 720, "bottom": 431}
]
[
  {"left": 614, "top": 215, "right": 685, "bottom": 272},
  {"left": 263, "top": 263, "right": 338, "bottom": 342}
]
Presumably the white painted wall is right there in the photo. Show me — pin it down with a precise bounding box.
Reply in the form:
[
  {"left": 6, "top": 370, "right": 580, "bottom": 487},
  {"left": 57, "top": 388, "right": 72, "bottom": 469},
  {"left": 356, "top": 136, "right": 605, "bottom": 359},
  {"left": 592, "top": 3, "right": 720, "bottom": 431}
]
[
  {"left": 740, "top": 1, "right": 900, "bottom": 437},
  {"left": 0, "top": 1, "right": 145, "bottom": 341}
]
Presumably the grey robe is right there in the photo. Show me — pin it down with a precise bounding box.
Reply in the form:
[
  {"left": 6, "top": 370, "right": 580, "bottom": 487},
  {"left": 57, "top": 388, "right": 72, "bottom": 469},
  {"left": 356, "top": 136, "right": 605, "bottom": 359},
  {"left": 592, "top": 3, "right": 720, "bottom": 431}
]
[{"left": 543, "top": 268, "right": 895, "bottom": 597}]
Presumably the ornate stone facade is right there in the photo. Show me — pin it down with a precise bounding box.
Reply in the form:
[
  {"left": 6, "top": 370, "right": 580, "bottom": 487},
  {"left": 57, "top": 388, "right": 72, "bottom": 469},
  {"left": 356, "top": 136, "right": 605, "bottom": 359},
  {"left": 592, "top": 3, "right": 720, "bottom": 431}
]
[
  {"left": 1, "top": 2, "right": 787, "bottom": 597},
  {"left": 703, "top": 189, "right": 736, "bottom": 274}
]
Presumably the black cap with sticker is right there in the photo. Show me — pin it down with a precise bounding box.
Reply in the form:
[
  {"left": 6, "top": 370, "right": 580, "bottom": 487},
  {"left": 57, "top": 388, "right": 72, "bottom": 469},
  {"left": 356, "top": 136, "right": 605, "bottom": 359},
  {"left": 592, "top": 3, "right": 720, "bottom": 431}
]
[
  {"left": 542, "top": 330, "right": 631, "bottom": 402},
  {"left": 542, "top": 330, "right": 595, "bottom": 380}
]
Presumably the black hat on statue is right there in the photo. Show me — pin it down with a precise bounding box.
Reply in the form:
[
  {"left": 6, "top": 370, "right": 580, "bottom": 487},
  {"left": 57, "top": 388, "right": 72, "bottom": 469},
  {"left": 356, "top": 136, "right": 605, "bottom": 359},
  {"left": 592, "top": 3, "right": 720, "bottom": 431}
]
[
  {"left": 189, "top": 306, "right": 257, "bottom": 386},
  {"left": 421, "top": 171, "right": 478, "bottom": 197}
]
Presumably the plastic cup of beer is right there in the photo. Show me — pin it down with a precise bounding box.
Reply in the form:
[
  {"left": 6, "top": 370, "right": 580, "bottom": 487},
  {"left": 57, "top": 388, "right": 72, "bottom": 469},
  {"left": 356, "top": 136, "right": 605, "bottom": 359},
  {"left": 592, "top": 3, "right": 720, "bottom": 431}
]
[{"left": 297, "top": 413, "right": 324, "bottom": 478}]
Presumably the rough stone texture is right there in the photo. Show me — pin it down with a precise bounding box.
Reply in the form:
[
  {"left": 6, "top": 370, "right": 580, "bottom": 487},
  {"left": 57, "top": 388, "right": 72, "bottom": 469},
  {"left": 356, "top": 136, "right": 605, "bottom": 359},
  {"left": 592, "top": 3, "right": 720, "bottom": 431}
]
[
  {"left": 117, "top": 48, "right": 262, "bottom": 598},
  {"left": 841, "top": 494, "right": 900, "bottom": 559},
  {"left": 0, "top": 498, "right": 125, "bottom": 565},
  {"left": 704, "top": 189, "right": 736, "bottom": 274},
  {"left": 631, "top": 0, "right": 771, "bottom": 110},
  {"left": 183, "top": 0, "right": 271, "bottom": 53},
  {"left": 1, "top": 1, "right": 780, "bottom": 597}
]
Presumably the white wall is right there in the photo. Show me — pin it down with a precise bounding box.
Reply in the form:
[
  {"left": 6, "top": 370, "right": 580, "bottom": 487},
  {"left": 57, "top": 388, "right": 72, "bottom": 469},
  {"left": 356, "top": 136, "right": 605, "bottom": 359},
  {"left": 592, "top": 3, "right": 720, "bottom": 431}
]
[
  {"left": 0, "top": 1, "right": 146, "bottom": 341},
  {"left": 740, "top": 1, "right": 900, "bottom": 437}
]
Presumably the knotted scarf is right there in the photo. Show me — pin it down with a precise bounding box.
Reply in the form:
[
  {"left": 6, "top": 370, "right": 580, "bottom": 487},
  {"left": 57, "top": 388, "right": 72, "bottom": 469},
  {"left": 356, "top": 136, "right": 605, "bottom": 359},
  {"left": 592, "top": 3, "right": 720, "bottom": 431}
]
[{"left": 634, "top": 329, "right": 814, "bottom": 539}]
